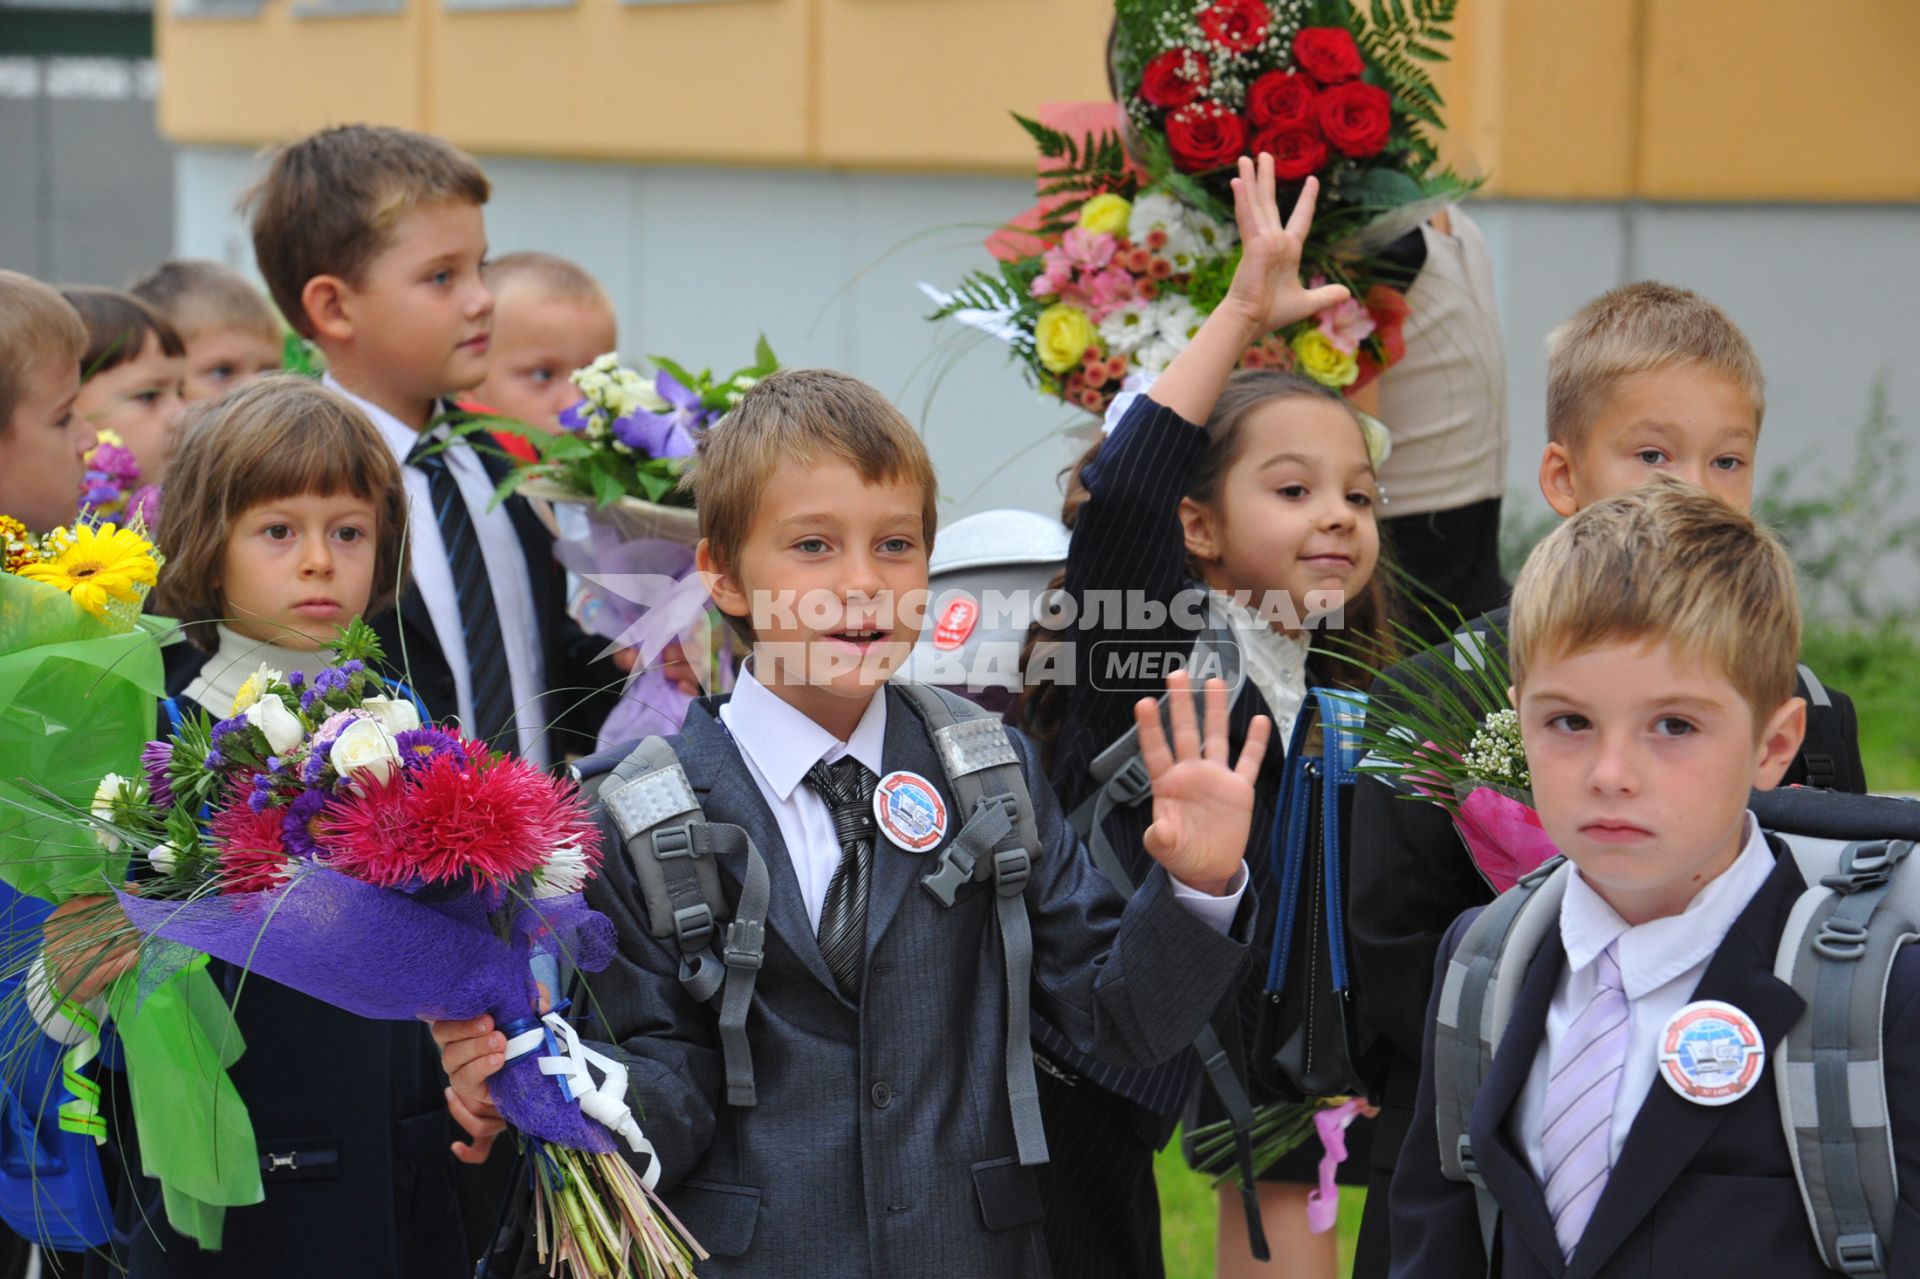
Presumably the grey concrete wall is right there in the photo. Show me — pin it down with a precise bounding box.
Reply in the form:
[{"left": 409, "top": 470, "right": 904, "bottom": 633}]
[
  {"left": 174, "top": 147, "right": 1920, "bottom": 603},
  {"left": 0, "top": 56, "right": 173, "bottom": 285}
]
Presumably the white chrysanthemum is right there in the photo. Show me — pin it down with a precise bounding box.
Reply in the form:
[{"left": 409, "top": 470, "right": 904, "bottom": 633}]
[
  {"left": 1134, "top": 337, "right": 1180, "bottom": 374},
  {"left": 533, "top": 840, "right": 592, "bottom": 899},
  {"left": 91, "top": 774, "right": 127, "bottom": 852},
  {"left": 1153, "top": 296, "right": 1202, "bottom": 344},
  {"left": 1098, "top": 300, "right": 1157, "bottom": 356},
  {"left": 1187, "top": 209, "right": 1239, "bottom": 256},
  {"left": 1128, "top": 192, "right": 1185, "bottom": 239}
]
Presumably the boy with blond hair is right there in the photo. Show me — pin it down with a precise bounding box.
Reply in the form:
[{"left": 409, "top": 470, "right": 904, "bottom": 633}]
[
  {"left": 434, "top": 367, "right": 1279, "bottom": 1277},
  {"left": 1387, "top": 477, "right": 1920, "bottom": 1276},
  {"left": 128, "top": 259, "right": 284, "bottom": 402},
  {"left": 468, "top": 251, "right": 618, "bottom": 456},
  {"left": 1346, "top": 281, "right": 1867, "bottom": 1275},
  {"left": 245, "top": 123, "right": 614, "bottom": 764},
  {"left": 0, "top": 271, "right": 94, "bottom": 533}
]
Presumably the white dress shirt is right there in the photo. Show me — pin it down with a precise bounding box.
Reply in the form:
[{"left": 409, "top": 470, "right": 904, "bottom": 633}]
[
  {"left": 325, "top": 377, "right": 551, "bottom": 767},
  {"left": 717, "top": 667, "right": 1246, "bottom": 933},
  {"left": 1514, "top": 813, "right": 1776, "bottom": 1179}
]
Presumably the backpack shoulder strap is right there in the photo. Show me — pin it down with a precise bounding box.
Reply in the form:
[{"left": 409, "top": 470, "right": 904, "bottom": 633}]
[
  {"left": 592, "top": 736, "right": 771, "bottom": 1108},
  {"left": 1796, "top": 662, "right": 1848, "bottom": 792},
  {"left": 1433, "top": 857, "right": 1571, "bottom": 1260},
  {"left": 894, "top": 683, "right": 1051, "bottom": 1167},
  {"left": 1773, "top": 833, "right": 1920, "bottom": 1278}
]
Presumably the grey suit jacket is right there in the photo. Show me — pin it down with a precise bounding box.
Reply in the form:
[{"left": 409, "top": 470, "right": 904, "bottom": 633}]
[{"left": 571, "top": 686, "right": 1256, "bottom": 1278}]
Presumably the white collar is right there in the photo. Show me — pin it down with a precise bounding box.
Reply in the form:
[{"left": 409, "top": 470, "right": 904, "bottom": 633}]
[
  {"left": 1209, "top": 589, "right": 1309, "bottom": 735},
  {"left": 181, "top": 624, "right": 338, "bottom": 719},
  {"left": 1559, "top": 811, "right": 1775, "bottom": 1000},
  {"left": 722, "top": 665, "right": 889, "bottom": 802},
  {"left": 322, "top": 374, "right": 438, "bottom": 461}
]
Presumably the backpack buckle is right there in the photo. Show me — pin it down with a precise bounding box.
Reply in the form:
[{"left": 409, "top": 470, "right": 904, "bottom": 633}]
[
  {"left": 1814, "top": 915, "right": 1871, "bottom": 962},
  {"left": 1821, "top": 840, "right": 1912, "bottom": 896},
  {"left": 672, "top": 903, "right": 714, "bottom": 952},
  {"left": 1835, "top": 1231, "right": 1884, "bottom": 1276},
  {"left": 1454, "top": 1135, "right": 1485, "bottom": 1187},
  {"left": 1107, "top": 756, "right": 1152, "bottom": 808},
  {"left": 653, "top": 824, "right": 696, "bottom": 861},
  {"left": 921, "top": 845, "right": 977, "bottom": 908},
  {"left": 994, "top": 847, "right": 1031, "bottom": 898},
  {"left": 723, "top": 918, "right": 764, "bottom": 972}
]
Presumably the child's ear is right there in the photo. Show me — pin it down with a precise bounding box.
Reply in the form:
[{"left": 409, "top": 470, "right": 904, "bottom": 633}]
[
  {"left": 695, "top": 538, "right": 749, "bottom": 621},
  {"left": 1506, "top": 683, "right": 1517, "bottom": 710},
  {"left": 1177, "top": 496, "right": 1221, "bottom": 563},
  {"left": 1752, "top": 695, "right": 1809, "bottom": 791},
  {"left": 301, "top": 275, "right": 354, "bottom": 345},
  {"left": 1538, "top": 443, "right": 1581, "bottom": 518}
]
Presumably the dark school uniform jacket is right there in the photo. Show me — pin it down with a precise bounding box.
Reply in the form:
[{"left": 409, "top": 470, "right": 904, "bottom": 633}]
[
  {"left": 558, "top": 686, "right": 1257, "bottom": 1279},
  {"left": 1388, "top": 838, "right": 1920, "bottom": 1278},
  {"left": 368, "top": 424, "right": 618, "bottom": 758},
  {"left": 1033, "top": 396, "right": 1293, "bottom": 1133},
  {"left": 1348, "top": 608, "right": 1868, "bottom": 1186},
  {"left": 93, "top": 691, "right": 473, "bottom": 1279}
]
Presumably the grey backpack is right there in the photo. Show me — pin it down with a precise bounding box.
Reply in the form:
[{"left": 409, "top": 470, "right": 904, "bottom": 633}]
[
  {"left": 1432, "top": 788, "right": 1920, "bottom": 1277},
  {"left": 578, "top": 684, "right": 1056, "bottom": 1165}
]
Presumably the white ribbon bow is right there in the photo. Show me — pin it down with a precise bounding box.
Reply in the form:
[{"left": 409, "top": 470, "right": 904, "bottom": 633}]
[{"left": 504, "top": 1011, "right": 662, "bottom": 1190}]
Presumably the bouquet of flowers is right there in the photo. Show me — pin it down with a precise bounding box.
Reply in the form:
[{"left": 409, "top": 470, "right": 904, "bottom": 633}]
[
  {"left": 78, "top": 431, "right": 161, "bottom": 527},
  {"left": 33, "top": 621, "right": 703, "bottom": 1277},
  {"left": 1344, "top": 615, "right": 1558, "bottom": 893},
  {"left": 931, "top": 0, "right": 1472, "bottom": 416}
]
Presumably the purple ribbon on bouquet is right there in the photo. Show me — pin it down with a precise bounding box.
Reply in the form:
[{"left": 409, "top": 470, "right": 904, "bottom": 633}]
[{"left": 118, "top": 868, "right": 621, "bottom": 1151}]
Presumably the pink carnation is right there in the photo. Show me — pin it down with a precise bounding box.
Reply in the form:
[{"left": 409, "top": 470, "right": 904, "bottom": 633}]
[{"left": 1314, "top": 290, "right": 1377, "bottom": 354}]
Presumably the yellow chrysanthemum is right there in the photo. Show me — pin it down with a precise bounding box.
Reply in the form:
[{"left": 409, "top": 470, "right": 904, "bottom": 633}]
[
  {"left": 0, "top": 515, "right": 34, "bottom": 574},
  {"left": 17, "top": 522, "right": 160, "bottom": 620}
]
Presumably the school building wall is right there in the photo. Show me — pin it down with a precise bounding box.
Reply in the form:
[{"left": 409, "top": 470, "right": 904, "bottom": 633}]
[{"left": 153, "top": 0, "right": 1920, "bottom": 591}]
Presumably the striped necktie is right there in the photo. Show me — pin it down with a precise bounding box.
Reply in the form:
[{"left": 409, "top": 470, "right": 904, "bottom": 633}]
[
  {"left": 406, "top": 434, "right": 515, "bottom": 749},
  {"left": 1540, "top": 941, "right": 1629, "bottom": 1260},
  {"left": 803, "top": 756, "right": 878, "bottom": 1000}
]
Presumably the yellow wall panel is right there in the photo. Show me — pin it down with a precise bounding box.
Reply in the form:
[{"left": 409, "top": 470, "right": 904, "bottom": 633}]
[
  {"left": 814, "top": 0, "right": 1113, "bottom": 169},
  {"left": 430, "top": 0, "right": 810, "bottom": 163},
  {"left": 1638, "top": 0, "right": 1920, "bottom": 200},
  {"left": 159, "top": 0, "right": 424, "bottom": 145}
]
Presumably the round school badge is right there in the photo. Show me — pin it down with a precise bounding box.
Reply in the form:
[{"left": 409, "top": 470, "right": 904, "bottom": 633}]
[
  {"left": 872, "top": 770, "right": 948, "bottom": 853},
  {"left": 1657, "top": 1000, "right": 1766, "bottom": 1106}
]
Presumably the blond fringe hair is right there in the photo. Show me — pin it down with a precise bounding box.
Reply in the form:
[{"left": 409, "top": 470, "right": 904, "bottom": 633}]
[
  {"left": 0, "top": 272, "right": 86, "bottom": 432},
  {"left": 244, "top": 124, "right": 490, "bottom": 338},
  {"left": 688, "top": 369, "right": 939, "bottom": 641},
  {"left": 1546, "top": 281, "right": 1765, "bottom": 450},
  {"left": 1510, "top": 474, "right": 1800, "bottom": 724}
]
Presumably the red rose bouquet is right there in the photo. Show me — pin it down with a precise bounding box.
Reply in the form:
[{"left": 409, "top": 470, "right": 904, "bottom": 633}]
[{"left": 930, "top": 0, "right": 1475, "bottom": 415}]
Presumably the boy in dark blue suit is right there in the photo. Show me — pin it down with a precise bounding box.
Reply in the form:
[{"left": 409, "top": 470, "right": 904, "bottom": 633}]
[
  {"left": 436, "top": 367, "right": 1277, "bottom": 1278},
  {"left": 1389, "top": 477, "right": 1920, "bottom": 1278}
]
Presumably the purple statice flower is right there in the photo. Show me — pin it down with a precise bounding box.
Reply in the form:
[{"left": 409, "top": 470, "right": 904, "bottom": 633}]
[
  {"left": 302, "top": 665, "right": 360, "bottom": 712},
  {"left": 287, "top": 671, "right": 305, "bottom": 691},
  {"left": 141, "top": 740, "right": 175, "bottom": 810},
  {"left": 609, "top": 370, "right": 703, "bottom": 460},
  {"left": 210, "top": 715, "right": 254, "bottom": 763},
  {"left": 281, "top": 789, "right": 331, "bottom": 860},
  {"left": 248, "top": 774, "right": 276, "bottom": 812},
  {"left": 394, "top": 728, "right": 467, "bottom": 771}
]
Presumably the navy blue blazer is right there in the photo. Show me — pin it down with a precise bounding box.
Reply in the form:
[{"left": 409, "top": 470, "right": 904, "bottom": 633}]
[
  {"left": 1388, "top": 838, "right": 1920, "bottom": 1278},
  {"left": 1034, "top": 397, "right": 1290, "bottom": 1124},
  {"left": 561, "top": 686, "right": 1256, "bottom": 1278}
]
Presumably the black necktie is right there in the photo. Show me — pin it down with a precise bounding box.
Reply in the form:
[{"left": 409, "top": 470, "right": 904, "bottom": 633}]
[
  {"left": 803, "top": 757, "right": 878, "bottom": 1000},
  {"left": 407, "top": 433, "right": 514, "bottom": 748}
]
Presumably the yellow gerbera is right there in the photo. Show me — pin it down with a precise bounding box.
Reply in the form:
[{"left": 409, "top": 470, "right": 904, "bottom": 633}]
[{"left": 17, "top": 522, "right": 160, "bottom": 620}]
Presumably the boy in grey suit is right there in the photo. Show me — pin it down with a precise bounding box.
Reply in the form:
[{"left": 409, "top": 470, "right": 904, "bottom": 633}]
[{"left": 437, "top": 368, "right": 1275, "bottom": 1277}]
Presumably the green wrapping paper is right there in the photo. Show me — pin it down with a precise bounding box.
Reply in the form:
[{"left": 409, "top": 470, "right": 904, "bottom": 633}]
[
  {"left": 0, "top": 572, "right": 263, "bottom": 1247},
  {"left": 108, "top": 958, "right": 264, "bottom": 1248}
]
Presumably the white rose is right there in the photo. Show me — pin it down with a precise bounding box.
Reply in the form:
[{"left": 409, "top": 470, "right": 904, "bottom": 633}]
[
  {"left": 91, "top": 773, "right": 126, "bottom": 852},
  {"left": 244, "top": 694, "right": 305, "bottom": 757},
  {"left": 330, "top": 717, "right": 402, "bottom": 791},
  {"left": 149, "top": 841, "right": 177, "bottom": 875},
  {"left": 359, "top": 696, "right": 421, "bottom": 736}
]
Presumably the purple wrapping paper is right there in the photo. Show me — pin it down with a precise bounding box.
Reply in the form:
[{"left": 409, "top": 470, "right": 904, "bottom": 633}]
[{"left": 119, "top": 865, "right": 620, "bottom": 1152}]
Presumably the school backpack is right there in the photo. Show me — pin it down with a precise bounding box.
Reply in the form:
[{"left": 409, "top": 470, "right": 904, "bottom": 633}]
[
  {"left": 1431, "top": 786, "right": 1920, "bottom": 1278},
  {"left": 574, "top": 682, "right": 1056, "bottom": 1167}
]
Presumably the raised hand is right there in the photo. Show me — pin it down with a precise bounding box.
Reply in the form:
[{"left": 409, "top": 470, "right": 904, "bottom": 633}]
[
  {"left": 1220, "top": 154, "right": 1350, "bottom": 337},
  {"left": 1134, "top": 672, "right": 1272, "bottom": 896}
]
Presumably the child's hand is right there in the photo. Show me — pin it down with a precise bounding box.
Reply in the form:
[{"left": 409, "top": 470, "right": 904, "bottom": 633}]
[
  {"left": 1134, "top": 672, "right": 1272, "bottom": 896},
  {"left": 432, "top": 1014, "right": 507, "bottom": 1162},
  {"left": 1219, "top": 155, "right": 1350, "bottom": 339},
  {"left": 43, "top": 895, "right": 138, "bottom": 1004}
]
